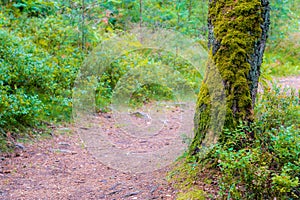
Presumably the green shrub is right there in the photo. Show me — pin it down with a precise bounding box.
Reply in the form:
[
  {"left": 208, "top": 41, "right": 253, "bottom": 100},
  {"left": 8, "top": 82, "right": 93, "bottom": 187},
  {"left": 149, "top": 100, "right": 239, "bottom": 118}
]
[
  {"left": 95, "top": 49, "right": 202, "bottom": 109},
  {"left": 255, "top": 84, "right": 299, "bottom": 130},
  {"left": 5, "top": 0, "right": 57, "bottom": 17},
  {"left": 0, "top": 88, "right": 43, "bottom": 126},
  {"left": 0, "top": 29, "right": 52, "bottom": 127},
  {"left": 0, "top": 25, "right": 80, "bottom": 129},
  {"left": 216, "top": 125, "right": 299, "bottom": 199},
  {"left": 215, "top": 86, "right": 300, "bottom": 199}
]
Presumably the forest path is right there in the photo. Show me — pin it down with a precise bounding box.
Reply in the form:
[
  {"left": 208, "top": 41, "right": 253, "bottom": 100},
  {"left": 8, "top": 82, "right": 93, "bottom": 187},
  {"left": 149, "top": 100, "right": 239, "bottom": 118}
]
[
  {"left": 0, "top": 76, "right": 299, "bottom": 200},
  {"left": 0, "top": 128, "right": 177, "bottom": 200},
  {"left": 274, "top": 75, "right": 300, "bottom": 91}
]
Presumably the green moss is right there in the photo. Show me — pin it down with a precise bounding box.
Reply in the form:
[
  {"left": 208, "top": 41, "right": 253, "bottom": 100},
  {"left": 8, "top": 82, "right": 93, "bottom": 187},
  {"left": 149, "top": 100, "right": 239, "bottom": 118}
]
[
  {"left": 177, "top": 190, "right": 206, "bottom": 200},
  {"left": 210, "top": 0, "right": 262, "bottom": 124},
  {"left": 190, "top": 57, "right": 226, "bottom": 153},
  {"left": 190, "top": 0, "right": 264, "bottom": 153},
  {"left": 168, "top": 161, "right": 199, "bottom": 190},
  {"left": 168, "top": 160, "right": 208, "bottom": 199}
]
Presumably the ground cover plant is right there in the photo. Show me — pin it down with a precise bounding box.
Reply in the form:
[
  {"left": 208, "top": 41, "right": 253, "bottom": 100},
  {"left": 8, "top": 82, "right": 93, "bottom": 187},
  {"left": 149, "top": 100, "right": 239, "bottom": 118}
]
[{"left": 170, "top": 84, "right": 299, "bottom": 199}]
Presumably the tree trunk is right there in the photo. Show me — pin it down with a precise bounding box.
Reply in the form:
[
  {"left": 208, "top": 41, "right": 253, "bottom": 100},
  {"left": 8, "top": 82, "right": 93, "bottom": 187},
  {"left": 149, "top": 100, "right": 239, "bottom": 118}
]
[{"left": 190, "top": 0, "right": 270, "bottom": 154}]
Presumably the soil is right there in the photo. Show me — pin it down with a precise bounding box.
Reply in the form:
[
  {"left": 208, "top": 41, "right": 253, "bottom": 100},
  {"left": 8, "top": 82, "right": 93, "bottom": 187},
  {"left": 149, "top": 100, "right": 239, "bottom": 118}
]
[
  {"left": 0, "top": 76, "right": 299, "bottom": 200},
  {"left": 274, "top": 75, "right": 300, "bottom": 91},
  {"left": 0, "top": 131, "right": 176, "bottom": 200}
]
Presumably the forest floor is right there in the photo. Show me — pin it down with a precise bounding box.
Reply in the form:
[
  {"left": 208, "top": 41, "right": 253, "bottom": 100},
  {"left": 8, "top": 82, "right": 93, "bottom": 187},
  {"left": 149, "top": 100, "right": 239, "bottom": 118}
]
[{"left": 0, "top": 75, "right": 299, "bottom": 200}]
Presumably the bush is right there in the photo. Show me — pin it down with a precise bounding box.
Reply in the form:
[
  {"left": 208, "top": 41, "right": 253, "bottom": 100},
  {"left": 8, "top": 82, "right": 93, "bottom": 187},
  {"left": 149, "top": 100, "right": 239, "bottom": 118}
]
[
  {"left": 0, "top": 26, "right": 79, "bottom": 131},
  {"left": 4, "top": 0, "right": 57, "bottom": 17},
  {"left": 215, "top": 86, "right": 300, "bottom": 199},
  {"left": 95, "top": 49, "right": 202, "bottom": 109},
  {"left": 0, "top": 29, "right": 52, "bottom": 127}
]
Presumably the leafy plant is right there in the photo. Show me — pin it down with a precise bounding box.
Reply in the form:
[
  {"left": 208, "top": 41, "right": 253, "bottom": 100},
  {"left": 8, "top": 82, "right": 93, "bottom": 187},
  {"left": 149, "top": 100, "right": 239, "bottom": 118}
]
[
  {"left": 215, "top": 85, "right": 300, "bottom": 199},
  {"left": 169, "top": 84, "right": 299, "bottom": 199}
]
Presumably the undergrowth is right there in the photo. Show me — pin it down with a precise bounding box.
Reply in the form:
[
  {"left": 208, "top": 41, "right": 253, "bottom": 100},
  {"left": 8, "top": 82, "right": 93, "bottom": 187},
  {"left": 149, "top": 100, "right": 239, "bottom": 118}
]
[{"left": 170, "top": 84, "right": 300, "bottom": 199}]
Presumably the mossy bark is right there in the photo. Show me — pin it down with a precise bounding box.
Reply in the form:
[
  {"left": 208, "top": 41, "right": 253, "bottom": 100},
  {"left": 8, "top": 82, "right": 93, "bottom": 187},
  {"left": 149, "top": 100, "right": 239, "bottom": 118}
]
[{"left": 190, "top": 0, "right": 270, "bottom": 154}]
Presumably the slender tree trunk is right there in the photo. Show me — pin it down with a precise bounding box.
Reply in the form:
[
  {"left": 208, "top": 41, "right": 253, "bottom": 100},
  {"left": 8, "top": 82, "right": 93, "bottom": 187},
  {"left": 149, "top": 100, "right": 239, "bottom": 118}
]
[
  {"left": 187, "top": 0, "right": 192, "bottom": 21},
  {"left": 139, "top": 0, "right": 143, "bottom": 28},
  {"left": 81, "top": 0, "right": 85, "bottom": 50},
  {"left": 190, "top": 0, "right": 270, "bottom": 154}
]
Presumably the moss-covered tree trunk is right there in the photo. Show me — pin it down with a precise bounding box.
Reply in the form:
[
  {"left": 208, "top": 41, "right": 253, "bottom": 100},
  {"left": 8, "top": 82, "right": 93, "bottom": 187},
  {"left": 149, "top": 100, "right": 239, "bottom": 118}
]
[{"left": 190, "top": 0, "right": 270, "bottom": 154}]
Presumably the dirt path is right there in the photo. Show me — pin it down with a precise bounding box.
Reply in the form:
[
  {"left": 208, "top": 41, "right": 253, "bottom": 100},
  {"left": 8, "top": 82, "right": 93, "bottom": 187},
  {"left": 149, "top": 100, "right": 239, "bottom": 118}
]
[
  {"left": 0, "top": 130, "right": 177, "bottom": 200},
  {"left": 0, "top": 76, "right": 299, "bottom": 200},
  {"left": 275, "top": 75, "right": 300, "bottom": 91},
  {"left": 0, "top": 102, "right": 193, "bottom": 200}
]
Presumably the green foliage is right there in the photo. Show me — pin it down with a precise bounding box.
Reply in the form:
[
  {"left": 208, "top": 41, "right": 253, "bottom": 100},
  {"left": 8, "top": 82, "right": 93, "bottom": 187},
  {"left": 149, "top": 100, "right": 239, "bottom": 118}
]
[
  {"left": 0, "top": 2, "right": 299, "bottom": 200},
  {"left": 263, "top": 33, "right": 300, "bottom": 77},
  {"left": 172, "top": 84, "right": 299, "bottom": 199},
  {"left": 0, "top": 1, "right": 91, "bottom": 149},
  {"left": 0, "top": 7, "right": 299, "bottom": 199},
  {"left": 2, "top": 0, "right": 57, "bottom": 17},
  {"left": 262, "top": 0, "right": 300, "bottom": 77},
  {"left": 215, "top": 86, "right": 300, "bottom": 199},
  {"left": 255, "top": 85, "right": 299, "bottom": 130},
  {"left": 0, "top": 29, "right": 49, "bottom": 127},
  {"left": 142, "top": 0, "right": 208, "bottom": 36},
  {"left": 129, "top": 83, "right": 174, "bottom": 107},
  {"left": 1, "top": 0, "right": 208, "bottom": 150},
  {"left": 95, "top": 49, "right": 201, "bottom": 109},
  {"left": 217, "top": 125, "right": 299, "bottom": 199},
  {"left": 268, "top": 0, "right": 299, "bottom": 45}
]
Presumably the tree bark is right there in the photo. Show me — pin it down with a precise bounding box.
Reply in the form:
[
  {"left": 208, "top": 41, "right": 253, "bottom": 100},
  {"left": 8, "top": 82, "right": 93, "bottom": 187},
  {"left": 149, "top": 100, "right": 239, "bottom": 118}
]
[{"left": 190, "top": 0, "right": 270, "bottom": 154}]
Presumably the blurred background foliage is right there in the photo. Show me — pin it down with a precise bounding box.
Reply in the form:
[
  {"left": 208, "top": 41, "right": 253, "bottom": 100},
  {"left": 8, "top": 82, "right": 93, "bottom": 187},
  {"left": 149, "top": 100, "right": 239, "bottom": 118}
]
[{"left": 0, "top": 0, "right": 299, "bottom": 146}]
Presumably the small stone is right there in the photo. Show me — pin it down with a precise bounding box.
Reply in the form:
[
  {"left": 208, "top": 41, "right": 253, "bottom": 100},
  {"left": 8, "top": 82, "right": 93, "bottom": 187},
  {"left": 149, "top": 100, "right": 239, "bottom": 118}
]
[
  {"left": 108, "top": 190, "right": 122, "bottom": 195},
  {"left": 50, "top": 148, "right": 77, "bottom": 154},
  {"left": 109, "top": 183, "right": 121, "bottom": 190},
  {"left": 58, "top": 142, "right": 70, "bottom": 146},
  {"left": 15, "top": 143, "right": 25, "bottom": 150},
  {"left": 123, "top": 191, "right": 139, "bottom": 198},
  {"left": 58, "top": 127, "right": 70, "bottom": 131},
  {"left": 75, "top": 180, "right": 85, "bottom": 183},
  {"left": 150, "top": 185, "right": 159, "bottom": 194}
]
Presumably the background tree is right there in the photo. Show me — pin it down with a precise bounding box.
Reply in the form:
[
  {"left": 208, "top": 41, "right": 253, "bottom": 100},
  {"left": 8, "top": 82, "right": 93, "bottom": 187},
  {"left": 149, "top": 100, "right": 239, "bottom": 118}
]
[{"left": 190, "top": 0, "right": 271, "bottom": 153}]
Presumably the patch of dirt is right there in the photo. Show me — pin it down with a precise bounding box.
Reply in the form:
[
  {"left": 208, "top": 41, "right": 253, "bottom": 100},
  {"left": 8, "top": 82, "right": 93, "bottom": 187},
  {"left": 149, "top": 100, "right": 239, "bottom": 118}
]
[
  {"left": 275, "top": 75, "right": 300, "bottom": 91},
  {"left": 0, "top": 131, "right": 177, "bottom": 200},
  {"left": 76, "top": 102, "right": 194, "bottom": 173}
]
